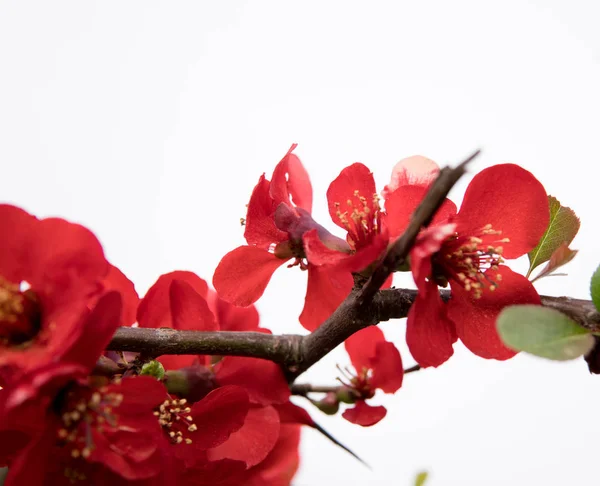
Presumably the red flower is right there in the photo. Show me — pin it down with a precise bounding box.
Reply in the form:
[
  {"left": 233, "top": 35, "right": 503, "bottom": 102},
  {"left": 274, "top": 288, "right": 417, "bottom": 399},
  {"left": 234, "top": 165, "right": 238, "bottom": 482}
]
[
  {"left": 386, "top": 161, "right": 550, "bottom": 366},
  {"left": 213, "top": 145, "right": 355, "bottom": 331},
  {"left": 0, "top": 205, "right": 112, "bottom": 379},
  {"left": 137, "top": 271, "right": 290, "bottom": 471},
  {"left": 340, "top": 326, "right": 403, "bottom": 426},
  {"left": 1, "top": 369, "right": 167, "bottom": 485},
  {"left": 303, "top": 163, "right": 394, "bottom": 288}
]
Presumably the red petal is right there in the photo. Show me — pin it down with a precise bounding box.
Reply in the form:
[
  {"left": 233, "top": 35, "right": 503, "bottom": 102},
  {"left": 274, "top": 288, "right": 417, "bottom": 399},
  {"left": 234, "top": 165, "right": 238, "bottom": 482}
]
[
  {"left": 170, "top": 279, "right": 217, "bottom": 331},
  {"left": 274, "top": 402, "right": 315, "bottom": 427},
  {"left": 137, "top": 271, "right": 209, "bottom": 329},
  {"left": 344, "top": 326, "right": 385, "bottom": 371},
  {"left": 243, "top": 424, "right": 301, "bottom": 486},
  {"left": 244, "top": 174, "right": 288, "bottom": 249},
  {"left": 27, "top": 218, "right": 108, "bottom": 301},
  {"left": 406, "top": 280, "right": 457, "bottom": 367},
  {"left": 190, "top": 385, "right": 250, "bottom": 450},
  {"left": 340, "top": 232, "right": 389, "bottom": 273},
  {"left": 326, "top": 163, "right": 376, "bottom": 231},
  {"left": 213, "top": 246, "right": 287, "bottom": 307},
  {"left": 270, "top": 144, "right": 313, "bottom": 213},
  {"left": 208, "top": 289, "right": 260, "bottom": 332},
  {"left": 410, "top": 223, "right": 457, "bottom": 291},
  {"left": 59, "top": 291, "right": 123, "bottom": 371},
  {"left": 381, "top": 273, "right": 394, "bottom": 289},
  {"left": 302, "top": 229, "right": 349, "bottom": 266},
  {"left": 0, "top": 204, "right": 37, "bottom": 283},
  {"left": 208, "top": 405, "right": 280, "bottom": 468},
  {"left": 216, "top": 357, "right": 291, "bottom": 405},
  {"left": 116, "top": 376, "right": 167, "bottom": 411},
  {"left": 299, "top": 265, "right": 353, "bottom": 331},
  {"left": 370, "top": 341, "right": 403, "bottom": 394},
  {"left": 383, "top": 155, "right": 440, "bottom": 197},
  {"left": 448, "top": 266, "right": 541, "bottom": 360},
  {"left": 101, "top": 265, "right": 139, "bottom": 326},
  {"left": 385, "top": 185, "right": 457, "bottom": 239},
  {"left": 456, "top": 164, "right": 549, "bottom": 258},
  {"left": 342, "top": 400, "right": 387, "bottom": 426}
]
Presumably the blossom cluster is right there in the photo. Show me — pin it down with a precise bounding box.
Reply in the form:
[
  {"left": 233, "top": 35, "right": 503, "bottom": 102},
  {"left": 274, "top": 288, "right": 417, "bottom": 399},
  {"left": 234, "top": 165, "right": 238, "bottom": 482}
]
[{"left": 0, "top": 146, "right": 550, "bottom": 484}]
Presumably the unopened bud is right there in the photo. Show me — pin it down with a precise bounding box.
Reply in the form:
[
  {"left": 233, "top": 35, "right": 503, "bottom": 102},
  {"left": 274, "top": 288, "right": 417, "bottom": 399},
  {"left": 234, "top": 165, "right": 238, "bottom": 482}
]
[
  {"left": 164, "top": 364, "right": 218, "bottom": 403},
  {"left": 311, "top": 392, "right": 340, "bottom": 415},
  {"left": 336, "top": 387, "right": 358, "bottom": 404}
]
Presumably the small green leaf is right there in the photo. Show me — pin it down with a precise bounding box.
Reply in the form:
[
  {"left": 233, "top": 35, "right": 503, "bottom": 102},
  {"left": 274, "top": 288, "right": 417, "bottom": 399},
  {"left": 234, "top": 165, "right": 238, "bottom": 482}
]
[
  {"left": 591, "top": 264, "right": 600, "bottom": 312},
  {"left": 414, "top": 471, "right": 429, "bottom": 486},
  {"left": 497, "top": 305, "right": 594, "bottom": 361},
  {"left": 527, "top": 196, "right": 580, "bottom": 278},
  {"left": 530, "top": 243, "right": 578, "bottom": 283}
]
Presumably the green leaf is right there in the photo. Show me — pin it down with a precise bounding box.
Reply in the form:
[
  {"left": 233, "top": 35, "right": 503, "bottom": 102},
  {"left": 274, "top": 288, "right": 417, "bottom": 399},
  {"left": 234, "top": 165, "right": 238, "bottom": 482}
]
[
  {"left": 530, "top": 243, "right": 578, "bottom": 283},
  {"left": 497, "top": 305, "right": 594, "bottom": 360},
  {"left": 591, "top": 264, "right": 600, "bottom": 312},
  {"left": 527, "top": 196, "right": 580, "bottom": 278},
  {"left": 414, "top": 472, "right": 429, "bottom": 486}
]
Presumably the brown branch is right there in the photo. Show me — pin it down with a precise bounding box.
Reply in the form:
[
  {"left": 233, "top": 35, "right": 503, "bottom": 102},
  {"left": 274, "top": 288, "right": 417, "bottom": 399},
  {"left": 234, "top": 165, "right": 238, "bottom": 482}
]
[
  {"left": 105, "top": 291, "right": 600, "bottom": 378},
  {"left": 107, "top": 328, "right": 303, "bottom": 363},
  {"left": 103, "top": 151, "right": 600, "bottom": 385}
]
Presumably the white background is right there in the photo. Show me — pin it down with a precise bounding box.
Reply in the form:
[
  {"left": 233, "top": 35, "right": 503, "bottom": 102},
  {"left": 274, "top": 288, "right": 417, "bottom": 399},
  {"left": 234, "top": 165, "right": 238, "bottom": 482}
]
[{"left": 2, "top": 2, "right": 600, "bottom": 485}]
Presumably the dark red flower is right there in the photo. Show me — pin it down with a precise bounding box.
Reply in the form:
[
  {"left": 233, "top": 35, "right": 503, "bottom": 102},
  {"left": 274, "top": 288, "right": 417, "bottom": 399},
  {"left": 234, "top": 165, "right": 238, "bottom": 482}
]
[
  {"left": 213, "top": 145, "right": 355, "bottom": 331},
  {"left": 340, "top": 326, "right": 403, "bottom": 426},
  {"left": 386, "top": 161, "right": 550, "bottom": 366}
]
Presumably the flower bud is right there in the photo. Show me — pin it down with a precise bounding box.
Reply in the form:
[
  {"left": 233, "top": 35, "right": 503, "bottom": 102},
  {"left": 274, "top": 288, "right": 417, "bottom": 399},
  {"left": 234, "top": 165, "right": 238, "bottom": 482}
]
[{"left": 311, "top": 392, "right": 340, "bottom": 415}]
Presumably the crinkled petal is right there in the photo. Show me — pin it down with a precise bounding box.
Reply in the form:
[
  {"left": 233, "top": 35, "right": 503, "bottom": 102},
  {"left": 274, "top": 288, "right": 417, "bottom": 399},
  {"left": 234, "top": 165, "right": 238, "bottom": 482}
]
[
  {"left": 410, "top": 223, "right": 457, "bottom": 291},
  {"left": 208, "top": 405, "right": 280, "bottom": 468},
  {"left": 137, "top": 271, "right": 209, "bottom": 329},
  {"left": 216, "top": 357, "right": 291, "bottom": 405},
  {"left": 170, "top": 279, "right": 217, "bottom": 331},
  {"left": 299, "top": 265, "right": 353, "bottom": 331},
  {"left": 244, "top": 174, "right": 288, "bottom": 249},
  {"left": 385, "top": 185, "right": 457, "bottom": 239},
  {"left": 456, "top": 164, "right": 549, "bottom": 258},
  {"left": 383, "top": 155, "right": 441, "bottom": 197},
  {"left": 327, "top": 163, "right": 377, "bottom": 231},
  {"left": 270, "top": 144, "right": 313, "bottom": 213},
  {"left": 213, "top": 246, "right": 287, "bottom": 307},
  {"left": 342, "top": 400, "right": 386, "bottom": 427},
  {"left": 370, "top": 341, "right": 403, "bottom": 394},
  {"left": 448, "top": 266, "right": 541, "bottom": 360},
  {"left": 406, "top": 280, "right": 457, "bottom": 367}
]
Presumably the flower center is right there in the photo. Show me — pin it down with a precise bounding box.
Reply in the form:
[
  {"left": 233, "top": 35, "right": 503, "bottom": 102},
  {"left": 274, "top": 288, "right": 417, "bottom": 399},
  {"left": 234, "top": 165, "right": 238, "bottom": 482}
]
[
  {"left": 57, "top": 386, "right": 124, "bottom": 459},
  {"left": 337, "top": 365, "right": 375, "bottom": 400},
  {"left": 0, "top": 276, "right": 41, "bottom": 345},
  {"left": 334, "top": 190, "right": 381, "bottom": 250},
  {"left": 435, "top": 224, "right": 509, "bottom": 298},
  {"left": 155, "top": 397, "right": 197, "bottom": 445}
]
